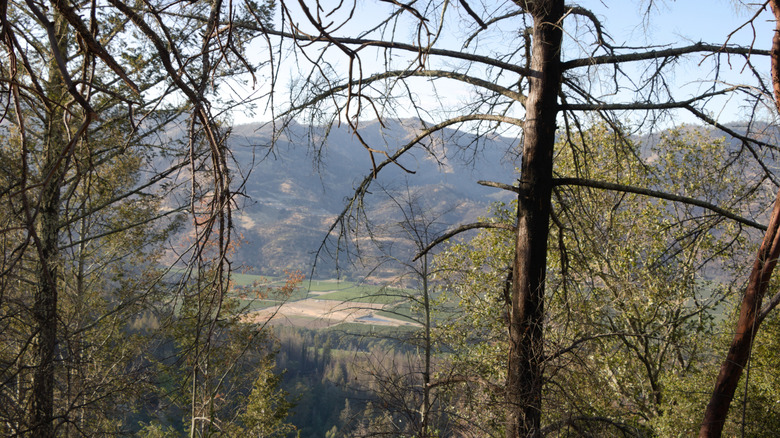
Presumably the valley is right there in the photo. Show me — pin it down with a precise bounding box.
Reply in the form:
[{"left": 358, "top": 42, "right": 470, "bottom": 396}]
[{"left": 232, "top": 274, "right": 418, "bottom": 329}]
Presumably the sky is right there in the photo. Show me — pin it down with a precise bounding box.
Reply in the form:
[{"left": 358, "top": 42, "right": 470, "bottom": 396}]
[
  {"left": 225, "top": 1, "right": 776, "bottom": 128},
  {"left": 576, "top": 0, "right": 775, "bottom": 126},
  {"left": 589, "top": 1, "right": 772, "bottom": 46}
]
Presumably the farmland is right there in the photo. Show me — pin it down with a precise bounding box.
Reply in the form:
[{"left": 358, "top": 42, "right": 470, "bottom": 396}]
[{"left": 232, "top": 274, "right": 418, "bottom": 329}]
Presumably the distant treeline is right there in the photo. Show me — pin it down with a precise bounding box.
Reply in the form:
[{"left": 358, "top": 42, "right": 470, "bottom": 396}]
[{"left": 274, "top": 325, "right": 420, "bottom": 437}]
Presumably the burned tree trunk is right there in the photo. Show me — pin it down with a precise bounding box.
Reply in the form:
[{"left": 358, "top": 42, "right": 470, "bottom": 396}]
[
  {"left": 506, "top": 1, "right": 563, "bottom": 437},
  {"left": 699, "top": 3, "right": 780, "bottom": 436}
]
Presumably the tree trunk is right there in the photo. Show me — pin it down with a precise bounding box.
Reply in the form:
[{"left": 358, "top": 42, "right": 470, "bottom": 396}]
[
  {"left": 506, "top": 1, "right": 563, "bottom": 437},
  {"left": 30, "top": 173, "right": 61, "bottom": 438},
  {"left": 699, "top": 191, "right": 780, "bottom": 436},
  {"left": 421, "top": 254, "right": 431, "bottom": 437},
  {"left": 28, "top": 11, "right": 69, "bottom": 438},
  {"left": 699, "top": 3, "right": 780, "bottom": 436}
]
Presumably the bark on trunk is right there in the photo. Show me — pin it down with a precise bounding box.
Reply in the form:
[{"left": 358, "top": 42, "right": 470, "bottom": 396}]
[
  {"left": 30, "top": 174, "right": 61, "bottom": 438},
  {"left": 28, "top": 11, "right": 69, "bottom": 438},
  {"left": 699, "top": 191, "right": 780, "bottom": 436},
  {"left": 699, "top": 3, "right": 780, "bottom": 436},
  {"left": 506, "top": 1, "right": 563, "bottom": 437}
]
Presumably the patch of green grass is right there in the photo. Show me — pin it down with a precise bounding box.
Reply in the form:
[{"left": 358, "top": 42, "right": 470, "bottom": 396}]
[
  {"left": 376, "top": 303, "right": 418, "bottom": 324},
  {"left": 231, "top": 273, "right": 309, "bottom": 301},
  {"left": 315, "top": 285, "right": 410, "bottom": 304},
  {"left": 317, "top": 289, "right": 395, "bottom": 304},
  {"left": 304, "top": 279, "right": 358, "bottom": 292},
  {"left": 238, "top": 299, "right": 280, "bottom": 312},
  {"left": 230, "top": 273, "right": 279, "bottom": 287},
  {"left": 234, "top": 286, "right": 308, "bottom": 302}
]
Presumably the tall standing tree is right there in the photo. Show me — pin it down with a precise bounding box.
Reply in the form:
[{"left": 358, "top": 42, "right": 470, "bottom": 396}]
[
  {"left": 359, "top": 185, "right": 457, "bottom": 437},
  {"left": 264, "top": 1, "right": 778, "bottom": 436},
  {"left": 701, "top": 1, "right": 780, "bottom": 435}
]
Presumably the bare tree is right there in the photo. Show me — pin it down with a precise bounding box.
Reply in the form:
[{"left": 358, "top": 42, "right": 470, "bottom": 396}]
[{"left": 368, "top": 185, "right": 458, "bottom": 437}]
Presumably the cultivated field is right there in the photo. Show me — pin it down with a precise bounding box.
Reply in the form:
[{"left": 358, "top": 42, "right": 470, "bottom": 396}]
[
  {"left": 235, "top": 275, "right": 419, "bottom": 329},
  {"left": 244, "top": 297, "right": 417, "bottom": 328}
]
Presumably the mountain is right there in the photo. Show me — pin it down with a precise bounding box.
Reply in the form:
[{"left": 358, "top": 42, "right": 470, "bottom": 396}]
[{"left": 225, "top": 118, "right": 521, "bottom": 279}]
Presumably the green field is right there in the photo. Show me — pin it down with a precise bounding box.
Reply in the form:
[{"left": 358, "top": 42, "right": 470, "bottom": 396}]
[
  {"left": 229, "top": 274, "right": 423, "bottom": 327},
  {"left": 230, "top": 272, "right": 278, "bottom": 287},
  {"left": 316, "top": 286, "right": 407, "bottom": 305},
  {"left": 305, "top": 279, "right": 360, "bottom": 292},
  {"left": 230, "top": 273, "right": 413, "bottom": 302},
  {"left": 231, "top": 273, "right": 309, "bottom": 299},
  {"left": 376, "top": 302, "right": 418, "bottom": 324}
]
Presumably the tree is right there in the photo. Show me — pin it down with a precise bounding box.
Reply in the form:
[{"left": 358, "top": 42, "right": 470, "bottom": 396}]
[
  {"left": 353, "top": 184, "right": 461, "bottom": 437},
  {"left": 231, "top": 355, "right": 296, "bottom": 437},
  {"left": 0, "top": 0, "right": 278, "bottom": 435},
  {"left": 0, "top": 7, "right": 183, "bottom": 433},
  {"left": 432, "top": 123, "right": 765, "bottom": 436},
  {"left": 700, "top": 1, "right": 780, "bottom": 435},
  {"left": 266, "top": 1, "right": 776, "bottom": 436}
]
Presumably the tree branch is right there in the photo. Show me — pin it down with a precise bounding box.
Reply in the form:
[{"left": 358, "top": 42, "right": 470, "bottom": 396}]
[
  {"left": 560, "top": 87, "right": 739, "bottom": 111},
  {"left": 552, "top": 177, "right": 766, "bottom": 230},
  {"left": 477, "top": 177, "right": 765, "bottom": 230},
  {"left": 412, "top": 222, "right": 516, "bottom": 262},
  {"left": 563, "top": 42, "right": 770, "bottom": 70},
  {"left": 51, "top": 0, "right": 139, "bottom": 93},
  {"left": 458, "top": 0, "right": 487, "bottom": 30},
  {"left": 282, "top": 69, "right": 527, "bottom": 119}
]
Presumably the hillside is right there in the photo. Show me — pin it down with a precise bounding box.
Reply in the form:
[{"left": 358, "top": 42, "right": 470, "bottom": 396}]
[{"left": 226, "top": 119, "right": 521, "bottom": 278}]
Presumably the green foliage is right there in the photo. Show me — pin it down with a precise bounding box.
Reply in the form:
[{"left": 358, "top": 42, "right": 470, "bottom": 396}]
[
  {"left": 428, "top": 203, "right": 515, "bottom": 436},
  {"left": 235, "top": 356, "right": 297, "bottom": 437},
  {"left": 0, "top": 82, "right": 183, "bottom": 435},
  {"left": 272, "top": 327, "right": 372, "bottom": 437},
  {"left": 544, "top": 126, "right": 755, "bottom": 426},
  {"left": 431, "top": 122, "right": 767, "bottom": 435},
  {"left": 732, "top": 309, "right": 780, "bottom": 436},
  {"left": 138, "top": 421, "right": 182, "bottom": 438},
  {"left": 140, "top": 271, "right": 302, "bottom": 437},
  {"left": 653, "top": 294, "right": 780, "bottom": 437}
]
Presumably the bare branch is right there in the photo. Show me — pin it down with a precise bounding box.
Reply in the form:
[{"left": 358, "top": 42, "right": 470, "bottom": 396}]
[
  {"left": 478, "top": 179, "right": 519, "bottom": 193},
  {"left": 684, "top": 104, "right": 780, "bottom": 187},
  {"left": 560, "top": 87, "right": 740, "bottom": 111},
  {"left": 458, "top": 0, "right": 487, "bottom": 30},
  {"left": 552, "top": 177, "right": 766, "bottom": 230},
  {"left": 759, "top": 288, "right": 780, "bottom": 323},
  {"left": 478, "top": 175, "right": 764, "bottom": 230},
  {"left": 412, "top": 222, "right": 516, "bottom": 262},
  {"left": 563, "top": 42, "right": 770, "bottom": 70}
]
